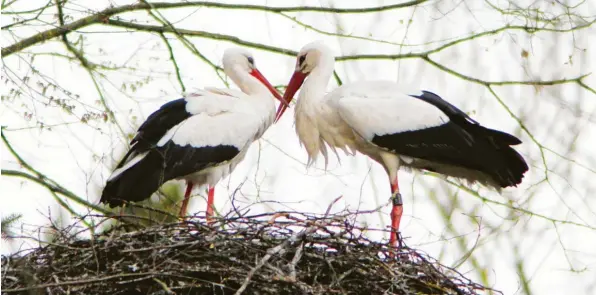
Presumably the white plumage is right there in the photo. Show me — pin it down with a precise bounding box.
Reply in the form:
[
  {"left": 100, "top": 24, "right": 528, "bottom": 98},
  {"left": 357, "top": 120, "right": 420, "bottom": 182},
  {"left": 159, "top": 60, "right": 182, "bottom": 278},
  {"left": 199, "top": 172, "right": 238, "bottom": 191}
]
[
  {"left": 157, "top": 91, "right": 273, "bottom": 150},
  {"left": 276, "top": 41, "right": 528, "bottom": 248},
  {"left": 334, "top": 81, "right": 450, "bottom": 138},
  {"left": 101, "top": 48, "right": 285, "bottom": 220}
]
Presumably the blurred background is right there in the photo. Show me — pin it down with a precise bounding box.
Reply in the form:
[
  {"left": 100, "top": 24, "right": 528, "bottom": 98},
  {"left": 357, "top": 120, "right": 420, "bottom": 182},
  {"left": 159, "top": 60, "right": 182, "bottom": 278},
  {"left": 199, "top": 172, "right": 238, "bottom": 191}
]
[{"left": 2, "top": 0, "right": 595, "bottom": 294}]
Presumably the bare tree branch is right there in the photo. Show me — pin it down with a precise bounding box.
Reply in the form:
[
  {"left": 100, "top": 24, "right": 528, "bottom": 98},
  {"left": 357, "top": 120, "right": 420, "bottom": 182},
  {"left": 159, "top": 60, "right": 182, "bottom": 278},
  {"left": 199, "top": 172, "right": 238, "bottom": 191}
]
[
  {"left": 1, "top": 131, "right": 112, "bottom": 216},
  {"left": 1, "top": 0, "right": 429, "bottom": 57},
  {"left": 158, "top": 33, "right": 186, "bottom": 92},
  {"left": 103, "top": 19, "right": 592, "bottom": 89}
]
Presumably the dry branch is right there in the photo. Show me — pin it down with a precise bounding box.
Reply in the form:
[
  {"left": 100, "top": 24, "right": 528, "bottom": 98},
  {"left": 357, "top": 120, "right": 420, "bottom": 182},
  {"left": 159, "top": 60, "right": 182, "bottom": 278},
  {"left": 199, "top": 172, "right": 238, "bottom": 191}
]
[
  {"left": 1, "top": 0, "right": 428, "bottom": 57},
  {"left": 1, "top": 211, "right": 498, "bottom": 295}
]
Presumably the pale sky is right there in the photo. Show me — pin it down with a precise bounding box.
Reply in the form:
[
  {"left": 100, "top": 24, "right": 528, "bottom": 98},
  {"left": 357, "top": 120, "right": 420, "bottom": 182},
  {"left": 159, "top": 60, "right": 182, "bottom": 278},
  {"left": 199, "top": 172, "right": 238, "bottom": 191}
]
[{"left": 2, "top": 1, "right": 596, "bottom": 294}]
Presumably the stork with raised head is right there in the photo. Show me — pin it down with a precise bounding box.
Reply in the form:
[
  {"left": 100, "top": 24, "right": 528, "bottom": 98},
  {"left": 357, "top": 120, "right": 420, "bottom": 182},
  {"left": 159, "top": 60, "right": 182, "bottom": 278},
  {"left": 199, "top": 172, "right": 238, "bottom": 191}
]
[
  {"left": 100, "top": 48, "right": 286, "bottom": 221},
  {"left": 275, "top": 41, "right": 528, "bottom": 248}
]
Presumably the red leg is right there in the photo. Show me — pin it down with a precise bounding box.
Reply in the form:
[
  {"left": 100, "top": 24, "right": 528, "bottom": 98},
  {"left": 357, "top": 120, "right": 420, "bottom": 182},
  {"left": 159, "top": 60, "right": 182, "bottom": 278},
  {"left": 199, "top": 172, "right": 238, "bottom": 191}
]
[
  {"left": 179, "top": 182, "right": 194, "bottom": 217},
  {"left": 389, "top": 175, "right": 403, "bottom": 249},
  {"left": 206, "top": 186, "right": 215, "bottom": 224}
]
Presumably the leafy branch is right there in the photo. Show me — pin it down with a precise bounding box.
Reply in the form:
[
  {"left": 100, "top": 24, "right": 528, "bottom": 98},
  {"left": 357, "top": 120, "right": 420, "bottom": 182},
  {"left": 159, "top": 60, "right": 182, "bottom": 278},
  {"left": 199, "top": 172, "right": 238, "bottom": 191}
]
[{"left": 1, "top": 213, "right": 23, "bottom": 238}]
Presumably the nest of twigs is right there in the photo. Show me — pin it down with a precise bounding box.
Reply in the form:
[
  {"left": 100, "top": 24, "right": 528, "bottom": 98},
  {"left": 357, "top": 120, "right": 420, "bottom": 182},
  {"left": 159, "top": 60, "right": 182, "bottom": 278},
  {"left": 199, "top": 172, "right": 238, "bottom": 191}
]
[{"left": 2, "top": 210, "right": 497, "bottom": 295}]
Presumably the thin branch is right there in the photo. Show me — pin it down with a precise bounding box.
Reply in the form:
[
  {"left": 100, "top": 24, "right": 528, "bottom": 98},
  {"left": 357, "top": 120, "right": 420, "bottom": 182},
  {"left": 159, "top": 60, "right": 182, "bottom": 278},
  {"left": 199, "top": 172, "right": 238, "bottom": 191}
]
[
  {"left": 1, "top": 0, "right": 428, "bottom": 57},
  {"left": 277, "top": 13, "right": 409, "bottom": 47},
  {"left": 104, "top": 20, "right": 591, "bottom": 89},
  {"left": 578, "top": 79, "right": 596, "bottom": 95},
  {"left": 234, "top": 196, "right": 342, "bottom": 294},
  {"left": 158, "top": 33, "right": 186, "bottom": 92},
  {"left": 141, "top": 1, "right": 226, "bottom": 88},
  {"left": 422, "top": 55, "right": 590, "bottom": 87},
  {"left": 1, "top": 131, "right": 112, "bottom": 216},
  {"left": 2, "top": 272, "right": 165, "bottom": 292},
  {"left": 106, "top": 19, "right": 297, "bottom": 56},
  {"left": 423, "top": 22, "right": 596, "bottom": 56},
  {"left": 1, "top": 0, "right": 53, "bottom": 30},
  {"left": 52, "top": 0, "right": 126, "bottom": 140},
  {"left": 1, "top": 0, "right": 19, "bottom": 10},
  {"left": 439, "top": 177, "right": 596, "bottom": 230},
  {"left": 2, "top": 169, "right": 112, "bottom": 216}
]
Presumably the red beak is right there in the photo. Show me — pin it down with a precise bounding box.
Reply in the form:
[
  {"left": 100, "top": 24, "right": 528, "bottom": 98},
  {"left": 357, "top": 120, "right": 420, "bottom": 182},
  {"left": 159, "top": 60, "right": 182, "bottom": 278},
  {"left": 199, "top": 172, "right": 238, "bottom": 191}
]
[
  {"left": 275, "top": 71, "right": 307, "bottom": 122},
  {"left": 249, "top": 69, "right": 289, "bottom": 109}
]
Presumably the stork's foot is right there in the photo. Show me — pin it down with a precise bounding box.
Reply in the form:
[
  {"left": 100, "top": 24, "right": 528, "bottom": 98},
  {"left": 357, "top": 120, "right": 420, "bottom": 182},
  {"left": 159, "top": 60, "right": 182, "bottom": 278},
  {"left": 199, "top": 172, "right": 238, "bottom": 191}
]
[
  {"left": 387, "top": 231, "right": 413, "bottom": 260},
  {"left": 392, "top": 231, "right": 405, "bottom": 248},
  {"left": 388, "top": 231, "right": 404, "bottom": 250}
]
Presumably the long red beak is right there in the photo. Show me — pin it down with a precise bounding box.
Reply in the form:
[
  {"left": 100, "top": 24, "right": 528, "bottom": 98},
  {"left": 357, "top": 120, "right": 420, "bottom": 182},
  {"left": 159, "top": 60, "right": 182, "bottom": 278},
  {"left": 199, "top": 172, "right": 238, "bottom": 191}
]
[
  {"left": 275, "top": 71, "right": 307, "bottom": 122},
  {"left": 250, "top": 69, "right": 289, "bottom": 109}
]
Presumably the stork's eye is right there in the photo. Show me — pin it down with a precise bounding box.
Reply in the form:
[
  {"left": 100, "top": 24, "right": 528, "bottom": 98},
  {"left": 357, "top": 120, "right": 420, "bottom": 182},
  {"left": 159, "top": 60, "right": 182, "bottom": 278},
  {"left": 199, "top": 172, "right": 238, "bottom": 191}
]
[
  {"left": 298, "top": 55, "right": 306, "bottom": 65},
  {"left": 247, "top": 56, "right": 254, "bottom": 65}
]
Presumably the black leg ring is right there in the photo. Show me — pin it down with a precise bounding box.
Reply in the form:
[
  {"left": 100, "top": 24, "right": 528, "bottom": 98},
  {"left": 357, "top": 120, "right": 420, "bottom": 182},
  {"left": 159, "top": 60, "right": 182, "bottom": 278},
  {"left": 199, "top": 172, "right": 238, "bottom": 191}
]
[
  {"left": 392, "top": 192, "right": 403, "bottom": 206},
  {"left": 397, "top": 231, "right": 404, "bottom": 248}
]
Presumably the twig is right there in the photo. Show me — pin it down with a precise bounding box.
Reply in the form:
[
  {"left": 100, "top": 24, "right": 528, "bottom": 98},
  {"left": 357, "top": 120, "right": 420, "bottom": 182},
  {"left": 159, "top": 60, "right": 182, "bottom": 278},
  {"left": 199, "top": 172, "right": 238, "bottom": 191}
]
[
  {"left": 234, "top": 196, "right": 343, "bottom": 294},
  {"left": 1, "top": 0, "right": 429, "bottom": 57},
  {"left": 152, "top": 277, "right": 174, "bottom": 294},
  {"left": 2, "top": 211, "right": 500, "bottom": 294},
  {"left": 3, "top": 272, "right": 161, "bottom": 292},
  {"left": 2, "top": 131, "right": 113, "bottom": 216},
  {"left": 288, "top": 242, "right": 303, "bottom": 281},
  {"left": 158, "top": 33, "right": 185, "bottom": 92}
]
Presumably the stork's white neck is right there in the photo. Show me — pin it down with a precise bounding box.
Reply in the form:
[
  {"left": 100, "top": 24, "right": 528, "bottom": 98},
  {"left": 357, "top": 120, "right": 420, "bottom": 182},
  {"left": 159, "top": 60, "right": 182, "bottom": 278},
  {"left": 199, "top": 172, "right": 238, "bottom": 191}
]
[
  {"left": 227, "top": 65, "right": 271, "bottom": 97},
  {"left": 293, "top": 53, "right": 336, "bottom": 167},
  {"left": 298, "top": 55, "right": 335, "bottom": 104}
]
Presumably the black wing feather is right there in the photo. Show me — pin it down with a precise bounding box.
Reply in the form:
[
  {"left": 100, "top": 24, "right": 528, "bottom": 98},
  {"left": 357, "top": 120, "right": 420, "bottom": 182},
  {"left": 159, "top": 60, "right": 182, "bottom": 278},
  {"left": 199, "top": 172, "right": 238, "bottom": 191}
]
[
  {"left": 100, "top": 97, "right": 240, "bottom": 207},
  {"left": 411, "top": 91, "right": 478, "bottom": 125},
  {"left": 100, "top": 143, "right": 239, "bottom": 207},
  {"left": 372, "top": 91, "right": 528, "bottom": 187},
  {"left": 130, "top": 98, "right": 192, "bottom": 153},
  {"left": 111, "top": 98, "right": 191, "bottom": 171}
]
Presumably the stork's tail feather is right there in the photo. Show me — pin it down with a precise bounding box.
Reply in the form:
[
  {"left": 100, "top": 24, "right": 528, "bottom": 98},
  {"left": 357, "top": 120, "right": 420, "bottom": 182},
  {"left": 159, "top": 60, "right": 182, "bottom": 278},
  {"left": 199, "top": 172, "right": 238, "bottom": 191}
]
[
  {"left": 479, "top": 127, "right": 529, "bottom": 188},
  {"left": 100, "top": 153, "right": 166, "bottom": 208},
  {"left": 489, "top": 146, "right": 528, "bottom": 188}
]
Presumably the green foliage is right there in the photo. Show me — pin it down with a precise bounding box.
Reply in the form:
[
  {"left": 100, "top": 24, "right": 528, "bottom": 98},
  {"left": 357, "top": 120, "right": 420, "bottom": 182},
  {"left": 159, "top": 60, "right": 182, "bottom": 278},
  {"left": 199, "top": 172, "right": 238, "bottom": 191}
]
[{"left": 1, "top": 213, "right": 22, "bottom": 238}]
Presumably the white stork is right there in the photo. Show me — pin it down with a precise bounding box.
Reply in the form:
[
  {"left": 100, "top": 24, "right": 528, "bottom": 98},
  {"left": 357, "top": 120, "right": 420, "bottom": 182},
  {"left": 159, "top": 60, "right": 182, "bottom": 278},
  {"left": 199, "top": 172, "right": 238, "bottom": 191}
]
[
  {"left": 101, "top": 48, "right": 286, "bottom": 220},
  {"left": 275, "top": 41, "right": 528, "bottom": 248}
]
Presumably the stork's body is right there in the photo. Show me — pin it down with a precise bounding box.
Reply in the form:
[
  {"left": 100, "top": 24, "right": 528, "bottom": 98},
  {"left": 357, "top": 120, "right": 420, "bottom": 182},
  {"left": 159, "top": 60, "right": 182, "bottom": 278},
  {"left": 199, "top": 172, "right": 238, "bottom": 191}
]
[
  {"left": 101, "top": 48, "right": 284, "bottom": 220},
  {"left": 276, "top": 42, "right": 528, "bottom": 247}
]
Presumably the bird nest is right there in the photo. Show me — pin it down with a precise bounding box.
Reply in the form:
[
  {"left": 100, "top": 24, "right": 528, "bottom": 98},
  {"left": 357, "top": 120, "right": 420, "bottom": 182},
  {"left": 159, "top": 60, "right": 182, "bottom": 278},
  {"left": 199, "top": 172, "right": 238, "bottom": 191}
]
[{"left": 2, "top": 209, "right": 498, "bottom": 295}]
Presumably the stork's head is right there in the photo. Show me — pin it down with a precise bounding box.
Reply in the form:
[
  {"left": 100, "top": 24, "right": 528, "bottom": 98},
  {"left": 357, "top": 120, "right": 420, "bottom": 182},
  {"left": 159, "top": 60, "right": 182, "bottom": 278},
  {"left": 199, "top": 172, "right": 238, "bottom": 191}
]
[
  {"left": 222, "top": 48, "right": 286, "bottom": 107},
  {"left": 275, "top": 41, "right": 335, "bottom": 122},
  {"left": 222, "top": 47, "right": 256, "bottom": 74},
  {"left": 293, "top": 40, "right": 335, "bottom": 75}
]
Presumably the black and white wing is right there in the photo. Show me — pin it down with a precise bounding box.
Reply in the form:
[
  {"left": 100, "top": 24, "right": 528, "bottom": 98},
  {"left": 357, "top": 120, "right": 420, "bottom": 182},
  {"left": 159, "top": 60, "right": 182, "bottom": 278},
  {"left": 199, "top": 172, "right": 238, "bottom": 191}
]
[
  {"left": 335, "top": 81, "right": 528, "bottom": 187},
  {"left": 100, "top": 90, "right": 268, "bottom": 207}
]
